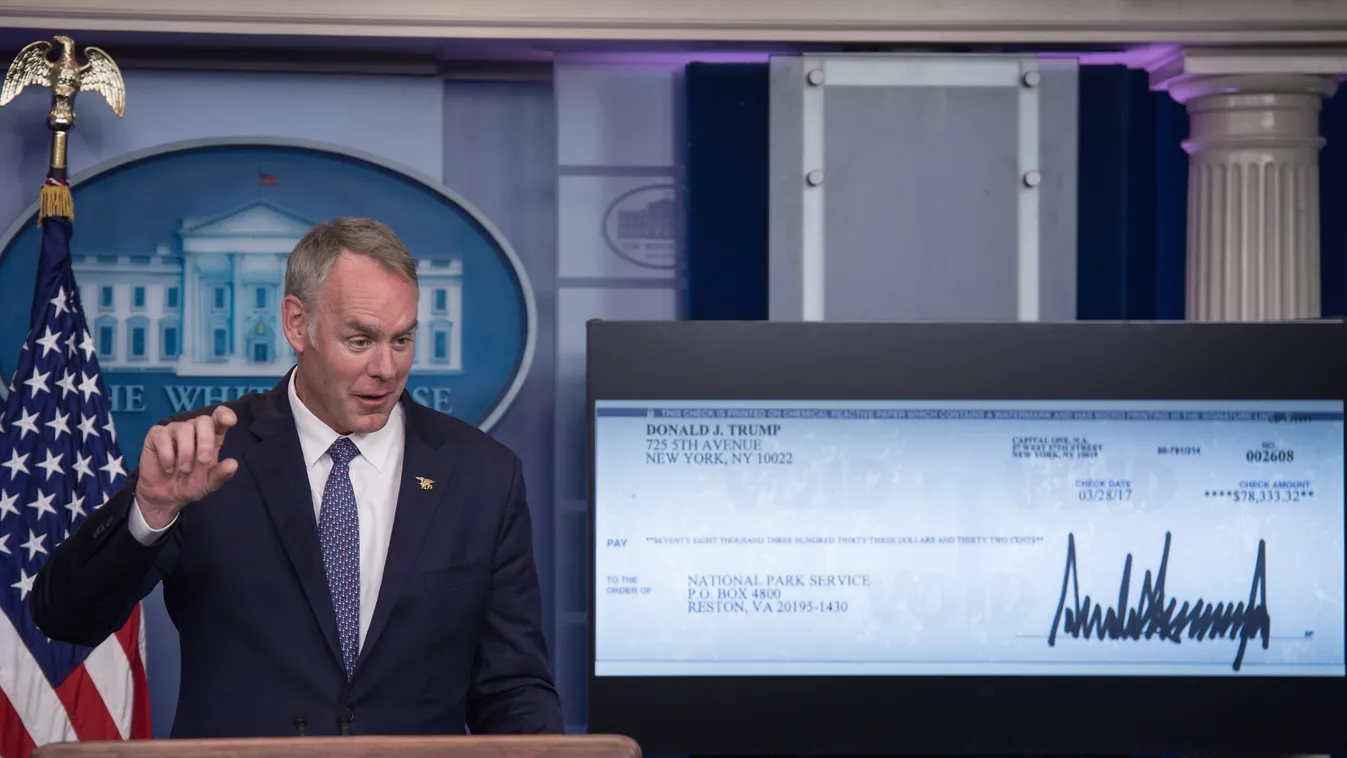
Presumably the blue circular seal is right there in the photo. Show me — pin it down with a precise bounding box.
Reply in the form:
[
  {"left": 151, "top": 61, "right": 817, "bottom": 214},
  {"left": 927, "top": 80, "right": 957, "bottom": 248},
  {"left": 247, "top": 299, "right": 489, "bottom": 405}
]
[{"left": 0, "top": 138, "right": 536, "bottom": 465}]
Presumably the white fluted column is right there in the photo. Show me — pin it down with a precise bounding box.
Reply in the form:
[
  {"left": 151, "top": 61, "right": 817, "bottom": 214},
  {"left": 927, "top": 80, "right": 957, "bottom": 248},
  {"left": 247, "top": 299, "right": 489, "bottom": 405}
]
[
  {"left": 1154, "top": 55, "right": 1343, "bottom": 758},
  {"left": 1165, "top": 73, "right": 1339, "bottom": 321}
]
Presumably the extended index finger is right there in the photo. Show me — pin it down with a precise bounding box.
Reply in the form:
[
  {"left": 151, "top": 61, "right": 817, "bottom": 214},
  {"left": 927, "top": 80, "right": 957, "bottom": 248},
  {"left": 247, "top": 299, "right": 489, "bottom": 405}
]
[{"left": 211, "top": 404, "right": 237, "bottom": 444}]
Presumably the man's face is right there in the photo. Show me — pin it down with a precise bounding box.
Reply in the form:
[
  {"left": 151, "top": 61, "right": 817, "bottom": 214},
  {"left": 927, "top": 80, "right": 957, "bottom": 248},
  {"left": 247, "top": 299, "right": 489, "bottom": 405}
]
[{"left": 283, "top": 251, "right": 418, "bottom": 436}]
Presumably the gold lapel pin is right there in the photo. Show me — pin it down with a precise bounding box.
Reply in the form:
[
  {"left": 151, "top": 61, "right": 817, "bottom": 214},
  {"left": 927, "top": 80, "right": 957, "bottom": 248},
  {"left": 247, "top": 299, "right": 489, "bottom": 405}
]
[{"left": 416, "top": 476, "right": 434, "bottom": 491}]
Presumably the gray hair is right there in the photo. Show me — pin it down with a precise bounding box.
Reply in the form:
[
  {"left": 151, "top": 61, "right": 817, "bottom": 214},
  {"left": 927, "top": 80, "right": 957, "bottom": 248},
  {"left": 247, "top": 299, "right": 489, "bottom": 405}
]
[{"left": 285, "top": 217, "right": 418, "bottom": 311}]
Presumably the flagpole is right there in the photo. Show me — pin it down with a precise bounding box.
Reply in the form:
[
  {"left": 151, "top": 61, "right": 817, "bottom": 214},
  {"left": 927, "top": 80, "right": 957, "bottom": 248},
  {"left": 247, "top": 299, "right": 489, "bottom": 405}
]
[{"left": 0, "top": 36, "right": 151, "bottom": 757}]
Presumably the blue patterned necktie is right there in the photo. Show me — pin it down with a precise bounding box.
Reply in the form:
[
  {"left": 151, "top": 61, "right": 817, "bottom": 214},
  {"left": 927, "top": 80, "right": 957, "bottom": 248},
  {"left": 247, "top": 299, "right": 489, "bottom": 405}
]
[{"left": 319, "top": 436, "right": 361, "bottom": 679}]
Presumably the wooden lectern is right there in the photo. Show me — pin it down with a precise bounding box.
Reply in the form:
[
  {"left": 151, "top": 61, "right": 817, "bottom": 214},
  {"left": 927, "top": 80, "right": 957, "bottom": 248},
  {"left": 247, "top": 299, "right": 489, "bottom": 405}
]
[{"left": 31, "top": 734, "right": 642, "bottom": 758}]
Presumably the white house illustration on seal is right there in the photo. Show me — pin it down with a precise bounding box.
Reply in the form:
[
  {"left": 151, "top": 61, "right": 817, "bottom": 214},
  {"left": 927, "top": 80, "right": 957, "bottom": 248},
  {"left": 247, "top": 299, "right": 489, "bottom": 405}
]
[{"left": 71, "top": 200, "right": 463, "bottom": 377}]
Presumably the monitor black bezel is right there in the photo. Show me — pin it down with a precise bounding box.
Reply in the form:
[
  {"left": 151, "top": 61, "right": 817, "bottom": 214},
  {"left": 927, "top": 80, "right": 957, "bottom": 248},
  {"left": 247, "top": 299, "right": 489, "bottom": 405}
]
[{"left": 585, "top": 319, "right": 1347, "bottom": 756}]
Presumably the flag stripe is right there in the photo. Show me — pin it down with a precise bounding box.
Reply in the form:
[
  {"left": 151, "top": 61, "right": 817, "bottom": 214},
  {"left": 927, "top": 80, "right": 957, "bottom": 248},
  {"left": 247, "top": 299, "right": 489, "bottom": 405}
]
[
  {"left": 0, "top": 686, "right": 38, "bottom": 758},
  {"left": 53, "top": 665, "right": 120, "bottom": 742},
  {"left": 112, "top": 609, "right": 150, "bottom": 739},
  {"left": 126, "top": 612, "right": 151, "bottom": 739},
  {"left": 0, "top": 614, "right": 76, "bottom": 747},
  {"left": 82, "top": 634, "right": 135, "bottom": 739},
  {"left": 136, "top": 616, "right": 145, "bottom": 668}
]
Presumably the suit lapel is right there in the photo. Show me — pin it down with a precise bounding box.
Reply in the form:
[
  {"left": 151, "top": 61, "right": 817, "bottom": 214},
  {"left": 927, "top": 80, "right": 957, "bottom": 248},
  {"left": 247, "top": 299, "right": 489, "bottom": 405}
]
[
  {"left": 356, "top": 398, "right": 453, "bottom": 670},
  {"left": 244, "top": 373, "right": 343, "bottom": 671}
]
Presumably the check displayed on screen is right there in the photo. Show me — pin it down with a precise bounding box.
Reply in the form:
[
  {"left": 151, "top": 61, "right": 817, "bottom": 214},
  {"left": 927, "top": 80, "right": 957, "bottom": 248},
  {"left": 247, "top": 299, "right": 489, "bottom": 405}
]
[{"left": 592, "top": 400, "right": 1346, "bottom": 678}]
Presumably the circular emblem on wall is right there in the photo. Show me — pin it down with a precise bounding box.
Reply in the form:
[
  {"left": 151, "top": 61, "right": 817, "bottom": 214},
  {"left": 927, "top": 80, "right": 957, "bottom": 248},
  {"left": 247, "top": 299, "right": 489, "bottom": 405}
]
[
  {"left": 602, "top": 183, "right": 677, "bottom": 270},
  {"left": 0, "top": 138, "right": 536, "bottom": 461}
]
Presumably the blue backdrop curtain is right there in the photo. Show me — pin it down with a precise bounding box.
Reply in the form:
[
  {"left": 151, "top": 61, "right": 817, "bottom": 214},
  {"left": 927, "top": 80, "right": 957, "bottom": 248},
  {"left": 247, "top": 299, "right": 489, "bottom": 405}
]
[
  {"left": 1321, "top": 83, "right": 1347, "bottom": 317},
  {"left": 683, "top": 61, "right": 1347, "bottom": 321},
  {"left": 1075, "top": 65, "right": 1189, "bottom": 320},
  {"left": 684, "top": 62, "right": 771, "bottom": 321}
]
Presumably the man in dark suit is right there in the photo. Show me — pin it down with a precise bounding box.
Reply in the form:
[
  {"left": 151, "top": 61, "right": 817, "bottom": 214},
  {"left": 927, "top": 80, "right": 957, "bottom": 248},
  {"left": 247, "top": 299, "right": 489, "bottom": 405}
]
[{"left": 31, "top": 217, "right": 563, "bottom": 737}]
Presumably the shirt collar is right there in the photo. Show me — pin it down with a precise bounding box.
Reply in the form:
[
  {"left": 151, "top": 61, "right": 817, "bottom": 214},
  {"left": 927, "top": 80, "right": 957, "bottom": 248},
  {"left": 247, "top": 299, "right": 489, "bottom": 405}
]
[{"left": 287, "top": 367, "right": 403, "bottom": 472}]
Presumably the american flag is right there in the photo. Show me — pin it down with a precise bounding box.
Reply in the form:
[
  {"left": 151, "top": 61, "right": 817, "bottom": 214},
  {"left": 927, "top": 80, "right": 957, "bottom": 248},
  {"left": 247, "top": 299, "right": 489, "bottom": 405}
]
[{"left": 0, "top": 192, "right": 152, "bottom": 756}]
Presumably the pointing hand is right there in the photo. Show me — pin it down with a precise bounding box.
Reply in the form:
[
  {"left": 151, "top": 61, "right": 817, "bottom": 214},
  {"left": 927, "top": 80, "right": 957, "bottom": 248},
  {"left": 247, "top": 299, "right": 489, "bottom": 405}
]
[{"left": 135, "top": 405, "right": 239, "bottom": 529}]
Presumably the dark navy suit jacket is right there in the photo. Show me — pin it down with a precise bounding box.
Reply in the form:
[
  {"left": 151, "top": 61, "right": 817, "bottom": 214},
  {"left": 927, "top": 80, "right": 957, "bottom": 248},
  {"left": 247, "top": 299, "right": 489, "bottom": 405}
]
[{"left": 30, "top": 374, "right": 563, "bottom": 737}]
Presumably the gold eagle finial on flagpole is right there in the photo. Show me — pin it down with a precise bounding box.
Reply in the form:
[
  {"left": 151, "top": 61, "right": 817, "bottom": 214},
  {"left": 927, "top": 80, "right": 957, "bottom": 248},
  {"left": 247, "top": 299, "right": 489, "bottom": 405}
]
[{"left": 0, "top": 35, "right": 125, "bottom": 219}]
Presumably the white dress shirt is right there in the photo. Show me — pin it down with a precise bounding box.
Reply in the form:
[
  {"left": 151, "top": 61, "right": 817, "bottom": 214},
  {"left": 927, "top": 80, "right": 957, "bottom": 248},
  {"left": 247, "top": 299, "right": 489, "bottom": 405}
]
[{"left": 130, "top": 368, "right": 406, "bottom": 650}]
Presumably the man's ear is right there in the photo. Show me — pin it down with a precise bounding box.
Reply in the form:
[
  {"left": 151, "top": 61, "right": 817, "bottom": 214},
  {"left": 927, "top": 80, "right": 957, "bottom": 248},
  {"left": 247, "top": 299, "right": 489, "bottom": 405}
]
[{"left": 281, "top": 294, "right": 309, "bottom": 354}]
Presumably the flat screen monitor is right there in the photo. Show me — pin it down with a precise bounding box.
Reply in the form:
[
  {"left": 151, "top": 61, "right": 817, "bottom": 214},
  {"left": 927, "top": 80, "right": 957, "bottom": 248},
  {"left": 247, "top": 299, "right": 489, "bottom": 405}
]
[{"left": 585, "top": 320, "right": 1347, "bottom": 756}]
